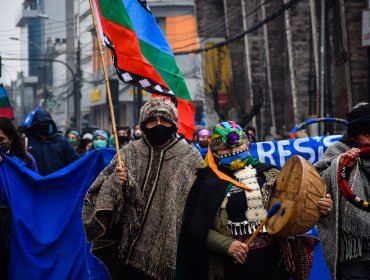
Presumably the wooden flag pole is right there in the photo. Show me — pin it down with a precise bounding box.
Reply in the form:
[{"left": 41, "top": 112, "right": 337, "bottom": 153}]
[{"left": 88, "top": 0, "right": 122, "bottom": 168}]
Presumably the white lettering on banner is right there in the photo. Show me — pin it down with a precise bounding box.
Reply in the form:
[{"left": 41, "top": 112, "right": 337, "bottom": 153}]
[
  {"left": 251, "top": 135, "right": 342, "bottom": 169},
  {"left": 255, "top": 141, "right": 275, "bottom": 165},
  {"left": 277, "top": 140, "right": 292, "bottom": 167},
  {"left": 322, "top": 135, "right": 341, "bottom": 147},
  {"left": 294, "top": 138, "right": 315, "bottom": 163}
]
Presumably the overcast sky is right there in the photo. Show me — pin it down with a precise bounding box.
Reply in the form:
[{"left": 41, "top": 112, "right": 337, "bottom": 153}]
[{"left": 0, "top": 0, "right": 23, "bottom": 85}]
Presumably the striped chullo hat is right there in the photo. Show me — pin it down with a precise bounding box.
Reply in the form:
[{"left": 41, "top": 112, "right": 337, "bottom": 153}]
[{"left": 206, "top": 121, "right": 252, "bottom": 191}]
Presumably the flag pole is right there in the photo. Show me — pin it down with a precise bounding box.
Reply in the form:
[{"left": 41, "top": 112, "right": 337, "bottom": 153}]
[{"left": 88, "top": 0, "right": 122, "bottom": 168}]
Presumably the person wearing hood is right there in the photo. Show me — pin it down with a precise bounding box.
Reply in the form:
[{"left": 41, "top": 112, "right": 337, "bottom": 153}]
[
  {"left": 82, "top": 97, "right": 203, "bottom": 280},
  {"left": 25, "top": 108, "right": 79, "bottom": 176}
]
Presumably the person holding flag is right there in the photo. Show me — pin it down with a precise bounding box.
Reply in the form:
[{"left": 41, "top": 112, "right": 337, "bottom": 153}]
[
  {"left": 84, "top": 1, "right": 203, "bottom": 278},
  {"left": 82, "top": 97, "right": 203, "bottom": 280}
]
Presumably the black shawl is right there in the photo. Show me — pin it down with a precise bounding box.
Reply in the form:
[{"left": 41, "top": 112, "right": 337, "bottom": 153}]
[{"left": 176, "top": 163, "right": 274, "bottom": 280}]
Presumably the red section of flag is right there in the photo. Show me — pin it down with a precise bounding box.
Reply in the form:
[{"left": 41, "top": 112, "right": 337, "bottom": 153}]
[
  {"left": 0, "top": 107, "right": 14, "bottom": 120},
  {"left": 93, "top": 0, "right": 195, "bottom": 140},
  {"left": 177, "top": 99, "right": 195, "bottom": 140}
]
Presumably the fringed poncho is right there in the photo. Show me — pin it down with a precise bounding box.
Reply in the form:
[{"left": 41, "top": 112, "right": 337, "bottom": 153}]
[
  {"left": 82, "top": 137, "right": 203, "bottom": 280},
  {"left": 314, "top": 141, "right": 370, "bottom": 279}
]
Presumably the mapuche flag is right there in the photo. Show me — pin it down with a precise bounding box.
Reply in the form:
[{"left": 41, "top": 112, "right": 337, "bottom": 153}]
[
  {"left": 0, "top": 84, "right": 14, "bottom": 120},
  {"left": 92, "top": 0, "right": 196, "bottom": 139}
]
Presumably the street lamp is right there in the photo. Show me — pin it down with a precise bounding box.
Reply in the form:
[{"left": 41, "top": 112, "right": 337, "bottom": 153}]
[
  {"left": 36, "top": 13, "right": 82, "bottom": 131},
  {"left": 9, "top": 37, "right": 43, "bottom": 54}
]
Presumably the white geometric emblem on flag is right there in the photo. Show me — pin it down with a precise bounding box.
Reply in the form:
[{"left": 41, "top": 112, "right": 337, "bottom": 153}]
[
  {"left": 139, "top": 79, "right": 151, "bottom": 88},
  {"left": 154, "top": 85, "right": 163, "bottom": 92},
  {"left": 122, "top": 72, "right": 133, "bottom": 82}
]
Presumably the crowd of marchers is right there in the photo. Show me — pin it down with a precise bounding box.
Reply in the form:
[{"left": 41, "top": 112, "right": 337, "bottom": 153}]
[{"left": 0, "top": 100, "right": 369, "bottom": 280}]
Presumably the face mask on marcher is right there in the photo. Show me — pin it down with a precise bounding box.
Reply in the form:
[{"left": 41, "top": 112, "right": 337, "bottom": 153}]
[
  {"left": 118, "top": 136, "right": 130, "bottom": 144},
  {"left": 69, "top": 137, "right": 77, "bottom": 146},
  {"left": 93, "top": 139, "right": 107, "bottom": 149},
  {"left": 143, "top": 125, "right": 174, "bottom": 146},
  {"left": 37, "top": 123, "right": 52, "bottom": 137},
  {"left": 0, "top": 140, "right": 12, "bottom": 154},
  {"left": 198, "top": 140, "right": 209, "bottom": 148}
]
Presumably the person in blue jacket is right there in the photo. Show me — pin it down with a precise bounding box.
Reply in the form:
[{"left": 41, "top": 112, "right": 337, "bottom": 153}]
[{"left": 25, "top": 108, "right": 79, "bottom": 176}]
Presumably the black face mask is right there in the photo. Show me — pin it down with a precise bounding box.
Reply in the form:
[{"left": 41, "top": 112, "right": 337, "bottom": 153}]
[
  {"left": 118, "top": 136, "right": 130, "bottom": 144},
  {"left": 143, "top": 125, "right": 174, "bottom": 146},
  {"left": 0, "top": 141, "right": 11, "bottom": 154},
  {"left": 37, "top": 123, "right": 50, "bottom": 137},
  {"left": 198, "top": 140, "right": 209, "bottom": 148}
]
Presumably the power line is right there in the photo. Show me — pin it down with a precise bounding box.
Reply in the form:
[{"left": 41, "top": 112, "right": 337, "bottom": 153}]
[{"left": 174, "top": 0, "right": 301, "bottom": 55}]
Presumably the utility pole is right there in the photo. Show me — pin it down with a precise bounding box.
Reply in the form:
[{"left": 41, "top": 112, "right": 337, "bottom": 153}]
[
  {"left": 319, "top": 0, "right": 326, "bottom": 134},
  {"left": 261, "top": 0, "right": 276, "bottom": 136},
  {"left": 241, "top": 0, "right": 256, "bottom": 129},
  {"left": 339, "top": 0, "right": 352, "bottom": 110},
  {"left": 284, "top": 0, "right": 298, "bottom": 125},
  {"left": 74, "top": 40, "right": 82, "bottom": 131}
]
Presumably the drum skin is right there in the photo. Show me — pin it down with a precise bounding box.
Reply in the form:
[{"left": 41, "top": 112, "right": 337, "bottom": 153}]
[{"left": 267, "top": 155, "right": 326, "bottom": 237}]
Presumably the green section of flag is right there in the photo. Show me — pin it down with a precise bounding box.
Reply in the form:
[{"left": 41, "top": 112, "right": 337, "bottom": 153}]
[
  {"left": 139, "top": 40, "right": 191, "bottom": 101},
  {"left": 97, "top": 0, "right": 134, "bottom": 31},
  {"left": 0, "top": 97, "right": 11, "bottom": 108}
]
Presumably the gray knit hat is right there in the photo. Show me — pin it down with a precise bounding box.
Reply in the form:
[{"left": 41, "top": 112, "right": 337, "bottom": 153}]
[{"left": 139, "top": 97, "right": 178, "bottom": 130}]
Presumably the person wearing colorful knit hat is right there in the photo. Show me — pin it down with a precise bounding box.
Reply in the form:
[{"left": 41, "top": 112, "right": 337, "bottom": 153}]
[
  {"left": 83, "top": 97, "right": 203, "bottom": 280},
  {"left": 177, "top": 120, "right": 332, "bottom": 280},
  {"left": 314, "top": 102, "right": 370, "bottom": 280}
]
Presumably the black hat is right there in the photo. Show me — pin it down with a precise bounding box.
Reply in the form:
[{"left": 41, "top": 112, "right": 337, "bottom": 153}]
[{"left": 347, "top": 102, "right": 370, "bottom": 137}]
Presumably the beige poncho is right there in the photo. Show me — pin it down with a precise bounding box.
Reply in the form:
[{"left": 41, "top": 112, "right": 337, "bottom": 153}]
[{"left": 83, "top": 137, "right": 203, "bottom": 280}]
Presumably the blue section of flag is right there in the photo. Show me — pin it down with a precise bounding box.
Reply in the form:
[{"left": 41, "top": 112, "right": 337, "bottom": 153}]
[
  {"left": 0, "top": 85, "right": 8, "bottom": 98},
  {"left": 0, "top": 149, "right": 114, "bottom": 280},
  {"left": 122, "top": 0, "right": 173, "bottom": 56}
]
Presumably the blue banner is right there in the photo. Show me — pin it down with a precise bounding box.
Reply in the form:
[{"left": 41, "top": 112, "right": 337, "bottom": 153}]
[
  {"left": 0, "top": 149, "right": 114, "bottom": 280},
  {"left": 250, "top": 135, "right": 341, "bottom": 169}
]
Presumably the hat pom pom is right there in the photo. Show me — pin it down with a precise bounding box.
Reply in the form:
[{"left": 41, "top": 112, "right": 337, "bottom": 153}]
[{"left": 226, "top": 131, "right": 240, "bottom": 145}]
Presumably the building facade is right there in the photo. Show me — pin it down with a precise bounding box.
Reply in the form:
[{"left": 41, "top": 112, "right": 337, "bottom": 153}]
[{"left": 78, "top": 0, "right": 205, "bottom": 133}]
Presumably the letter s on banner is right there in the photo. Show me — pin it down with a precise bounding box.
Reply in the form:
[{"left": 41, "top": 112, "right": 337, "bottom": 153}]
[{"left": 294, "top": 138, "right": 315, "bottom": 163}]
